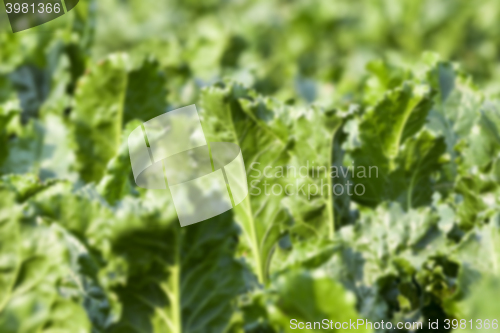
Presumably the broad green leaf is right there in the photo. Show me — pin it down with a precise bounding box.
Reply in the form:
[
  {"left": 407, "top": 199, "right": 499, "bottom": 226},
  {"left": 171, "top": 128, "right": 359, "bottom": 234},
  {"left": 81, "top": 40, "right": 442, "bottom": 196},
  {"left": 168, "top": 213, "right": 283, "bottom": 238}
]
[
  {"left": 73, "top": 54, "right": 128, "bottom": 183},
  {"left": 0, "top": 220, "right": 92, "bottom": 333},
  {"left": 73, "top": 55, "right": 170, "bottom": 185},
  {"left": 349, "top": 82, "right": 439, "bottom": 207},
  {"left": 200, "top": 82, "right": 342, "bottom": 283},
  {"left": 92, "top": 200, "right": 245, "bottom": 333},
  {"left": 200, "top": 82, "right": 294, "bottom": 284},
  {"left": 0, "top": 178, "right": 110, "bottom": 331}
]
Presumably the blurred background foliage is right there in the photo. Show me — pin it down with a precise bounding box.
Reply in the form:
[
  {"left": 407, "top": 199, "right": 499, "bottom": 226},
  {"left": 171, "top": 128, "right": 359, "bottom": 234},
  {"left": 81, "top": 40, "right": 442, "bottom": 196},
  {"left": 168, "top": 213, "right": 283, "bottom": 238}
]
[{"left": 2, "top": 0, "right": 500, "bottom": 332}]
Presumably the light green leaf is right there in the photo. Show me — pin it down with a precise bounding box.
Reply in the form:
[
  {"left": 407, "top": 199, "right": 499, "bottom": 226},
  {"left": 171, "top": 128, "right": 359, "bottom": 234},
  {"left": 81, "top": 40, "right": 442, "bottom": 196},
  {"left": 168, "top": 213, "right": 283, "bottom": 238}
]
[
  {"left": 199, "top": 82, "right": 294, "bottom": 284},
  {"left": 0, "top": 188, "right": 20, "bottom": 313},
  {"left": 268, "top": 270, "right": 371, "bottom": 333},
  {"left": 97, "top": 120, "right": 141, "bottom": 204},
  {"left": 73, "top": 54, "right": 128, "bottom": 183},
  {"left": 200, "top": 82, "right": 342, "bottom": 283},
  {"left": 0, "top": 220, "right": 92, "bottom": 333}
]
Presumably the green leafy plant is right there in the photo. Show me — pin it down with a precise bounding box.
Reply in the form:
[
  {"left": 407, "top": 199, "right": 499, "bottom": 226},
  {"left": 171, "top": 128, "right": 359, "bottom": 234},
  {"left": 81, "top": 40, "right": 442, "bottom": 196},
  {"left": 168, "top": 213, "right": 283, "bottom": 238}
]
[{"left": 2, "top": 1, "right": 500, "bottom": 332}]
